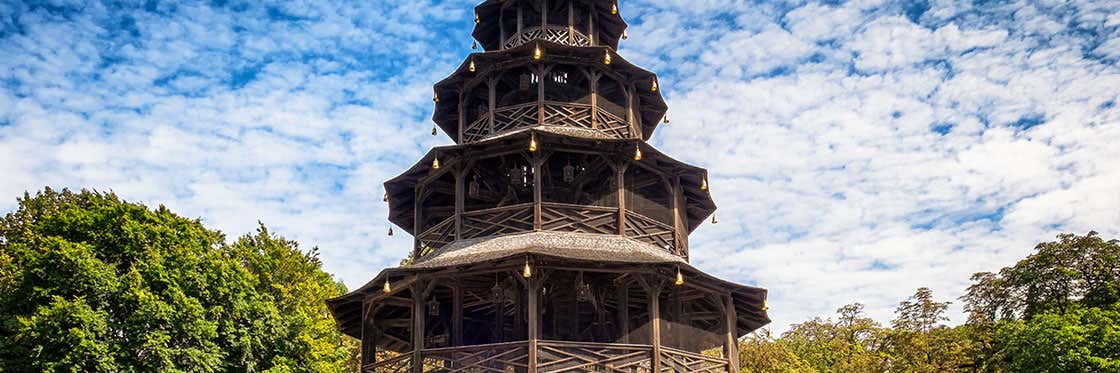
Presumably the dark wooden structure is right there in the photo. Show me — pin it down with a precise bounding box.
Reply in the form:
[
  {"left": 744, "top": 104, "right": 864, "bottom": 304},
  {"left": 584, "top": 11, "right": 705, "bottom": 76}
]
[{"left": 328, "top": 1, "right": 770, "bottom": 371}]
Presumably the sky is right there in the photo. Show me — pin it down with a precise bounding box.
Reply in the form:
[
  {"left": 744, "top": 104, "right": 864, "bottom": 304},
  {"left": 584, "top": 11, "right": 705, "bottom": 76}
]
[{"left": 1, "top": 0, "right": 1118, "bottom": 333}]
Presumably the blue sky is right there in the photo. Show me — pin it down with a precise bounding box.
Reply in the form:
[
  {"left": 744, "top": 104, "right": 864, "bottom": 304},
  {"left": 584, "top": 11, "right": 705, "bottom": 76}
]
[{"left": 1, "top": 0, "right": 1118, "bottom": 332}]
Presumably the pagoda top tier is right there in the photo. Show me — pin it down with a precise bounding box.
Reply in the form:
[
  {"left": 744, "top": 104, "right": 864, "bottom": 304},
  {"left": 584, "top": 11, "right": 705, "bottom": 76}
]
[{"left": 472, "top": 0, "right": 629, "bottom": 51}]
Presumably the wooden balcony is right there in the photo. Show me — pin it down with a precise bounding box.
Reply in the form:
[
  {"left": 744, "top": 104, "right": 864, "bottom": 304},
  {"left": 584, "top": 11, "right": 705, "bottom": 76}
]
[
  {"left": 417, "top": 202, "right": 675, "bottom": 258},
  {"left": 462, "top": 100, "right": 631, "bottom": 143},
  {"left": 504, "top": 25, "right": 592, "bottom": 49},
  {"left": 362, "top": 340, "right": 731, "bottom": 372}
]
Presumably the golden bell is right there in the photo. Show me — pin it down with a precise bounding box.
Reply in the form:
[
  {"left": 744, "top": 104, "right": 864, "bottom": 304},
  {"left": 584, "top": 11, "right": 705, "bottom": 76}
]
[
  {"left": 522, "top": 259, "right": 532, "bottom": 278},
  {"left": 383, "top": 192, "right": 389, "bottom": 202},
  {"left": 622, "top": 30, "right": 628, "bottom": 40},
  {"left": 663, "top": 114, "right": 669, "bottom": 124},
  {"left": 432, "top": 157, "right": 441, "bottom": 170},
  {"left": 675, "top": 268, "right": 685, "bottom": 286},
  {"left": 383, "top": 278, "right": 392, "bottom": 293},
  {"left": 469, "top": 59, "right": 476, "bottom": 72},
  {"left": 433, "top": 93, "right": 439, "bottom": 103},
  {"left": 529, "top": 134, "right": 538, "bottom": 152},
  {"left": 431, "top": 126, "right": 438, "bottom": 136},
  {"left": 388, "top": 226, "right": 394, "bottom": 236},
  {"left": 604, "top": 51, "right": 612, "bottom": 65},
  {"left": 633, "top": 146, "right": 642, "bottom": 161},
  {"left": 475, "top": 12, "right": 480, "bottom": 24},
  {"left": 763, "top": 300, "right": 769, "bottom": 311},
  {"left": 611, "top": 2, "right": 618, "bottom": 15},
  {"left": 711, "top": 215, "right": 718, "bottom": 224},
  {"left": 700, "top": 178, "right": 708, "bottom": 190},
  {"left": 472, "top": 41, "right": 478, "bottom": 50},
  {"left": 651, "top": 79, "right": 659, "bottom": 92},
  {"left": 533, "top": 44, "right": 542, "bottom": 60}
]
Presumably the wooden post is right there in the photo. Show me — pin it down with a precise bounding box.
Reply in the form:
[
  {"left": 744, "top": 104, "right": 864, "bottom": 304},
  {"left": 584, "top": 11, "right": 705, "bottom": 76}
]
[
  {"left": 516, "top": 3, "right": 523, "bottom": 39},
  {"left": 671, "top": 176, "right": 682, "bottom": 256},
  {"left": 532, "top": 154, "right": 543, "bottom": 231},
  {"left": 361, "top": 300, "right": 373, "bottom": 367},
  {"left": 527, "top": 274, "right": 541, "bottom": 373},
  {"left": 499, "top": 8, "right": 506, "bottom": 48},
  {"left": 488, "top": 77, "right": 497, "bottom": 135},
  {"left": 457, "top": 92, "right": 465, "bottom": 143},
  {"left": 568, "top": 1, "right": 574, "bottom": 45},
  {"left": 452, "top": 282, "right": 463, "bottom": 346},
  {"left": 413, "top": 185, "right": 424, "bottom": 259},
  {"left": 724, "top": 294, "right": 740, "bottom": 372},
  {"left": 537, "top": 65, "right": 546, "bottom": 126},
  {"left": 588, "top": 3, "right": 595, "bottom": 46},
  {"left": 590, "top": 72, "right": 599, "bottom": 128},
  {"left": 454, "top": 171, "right": 465, "bottom": 240},
  {"left": 411, "top": 284, "right": 426, "bottom": 373},
  {"left": 616, "top": 162, "right": 627, "bottom": 236},
  {"left": 649, "top": 284, "right": 663, "bottom": 372},
  {"left": 541, "top": 0, "right": 547, "bottom": 28}
]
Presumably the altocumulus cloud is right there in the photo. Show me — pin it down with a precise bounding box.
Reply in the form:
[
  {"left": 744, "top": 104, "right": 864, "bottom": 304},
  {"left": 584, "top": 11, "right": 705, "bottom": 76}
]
[{"left": 0, "top": 0, "right": 1117, "bottom": 332}]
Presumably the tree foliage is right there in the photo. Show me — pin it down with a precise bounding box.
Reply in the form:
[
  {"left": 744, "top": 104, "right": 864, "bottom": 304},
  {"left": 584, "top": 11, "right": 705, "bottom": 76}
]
[{"left": 0, "top": 188, "right": 357, "bottom": 372}]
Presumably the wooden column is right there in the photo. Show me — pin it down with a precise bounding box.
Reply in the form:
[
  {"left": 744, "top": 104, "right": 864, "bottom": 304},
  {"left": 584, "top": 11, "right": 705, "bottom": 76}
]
[
  {"left": 616, "top": 163, "right": 627, "bottom": 236},
  {"left": 413, "top": 185, "right": 424, "bottom": 258},
  {"left": 527, "top": 274, "right": 542, "bottom": 373},
  {"left": 532, "top": 154, "right": 543, "bottom": 231},
  {"left": 411, "top": 284, "right": 426, "bottom": 373},
  {"left": 649, "top": 284, "right": 663, "bottom": 372},
  {"left": 499, "top": 8, "right": 506, "bottom": 48},
  {"left": 590, "top": 73, "right": 599, "bottom": 128},
  {"left": 457, "top": 92, "right": 465, "bottom": 143},
  {"left": 724, "top": 294, "right": 740, "bottom": 372},
  {"left": 488, "top": 77, "right": 497, "bottom": 135},
  {"left": 452, "top": 282, "right": 463, "bottom": 346},
  {"left": 541, "top": 0, "right": 547, "bottom": 28},
  {"left": 537, "top": 65, "right": 546, "bottom": 126},
  {"left": 616, "top": 282, "right": 629, "bottom": 343},
  {"left": 588, "top": 3, "right": 595, "bottom": 46},
  {"left": 361, "top": 300, "right": 374, "bottom": 366},
  {"left": 454, "top": 171, "right": 465, "bottom": 240},
  {"left": 516, "top": 4, "right": 523, "bottom": 39},
  {"left": 567, "top": 2, "right": 574, "bottom": 45},
  {"left": 670, "top": 176, "right": 683, "bottom": 256}
]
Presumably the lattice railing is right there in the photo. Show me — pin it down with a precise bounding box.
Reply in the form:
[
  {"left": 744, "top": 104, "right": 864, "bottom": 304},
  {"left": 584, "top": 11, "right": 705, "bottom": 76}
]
[
  {"left": 461, "top": 203, "right": 535, "bottom": 240},
  {"left": 362, "top": 353, "right": 412, "bottom": 373},
  {"left": 417, "top": 217, "right": 456, "bottom": 255},
  {"left": 624, "top": 211, "right": 676, "bottom": 253},
  {"left": 538, "top": 340, "right": 653, "bottom": 373},
  {"left": 422, "top": 341, "right": 530, "bottom": 372},
  {"left": 540, "top": 202, "right": 618, "bottom": 235},
  {"left": 504, "top": 26, "right": 592, "bottom": 49},
  {"left": 659, "top": 347, "right": 729, "bottom": 373},
  {"left": 461, "top": 101, "right": 632, "bottom": 143}
]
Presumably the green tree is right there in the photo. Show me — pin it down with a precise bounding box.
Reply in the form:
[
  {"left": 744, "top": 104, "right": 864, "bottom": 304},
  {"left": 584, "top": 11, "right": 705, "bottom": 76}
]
[
  {"left": 0, "top": 188, "right": 357, "bottom": 372},
  {"left": 780, "top": 303, "right": 887, "bottom": 372}
]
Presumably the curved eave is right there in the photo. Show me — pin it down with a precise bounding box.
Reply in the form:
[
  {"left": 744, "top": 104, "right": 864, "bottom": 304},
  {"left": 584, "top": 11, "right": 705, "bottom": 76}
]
[
  {"left": 327, "top": 240, "right": 769, "bottom": 340},
  {"left": 472, "top": 0, "right": 628, "bottom": 51},
  {"left": 383, "top": 131, "right": 715, "bottom": 235},
  {"left": 432, "top": 41, "right": 667, "bottom": 142}
]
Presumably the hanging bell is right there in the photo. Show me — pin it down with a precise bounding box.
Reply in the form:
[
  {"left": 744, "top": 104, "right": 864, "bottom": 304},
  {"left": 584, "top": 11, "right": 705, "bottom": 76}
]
[
  {"left": 382, "top": 192, "right": 389, "bottom": 202},
  {"left": 383, "top": 278, "right": 392, "bottom": 293},
  {"left": 701, "top": 177, "right": 709, "bottom": 190},
  {"left": 522, "top": 258, "right": 532, "bottom": 278},
  {"left": 664, "top": 113, "right": 669, "bottom": 124},
  {"left": 469, "top": 59, "right": 476, "bottom": 72},
  {"left": 604, "top": 51, "right": 612, "bottom": 65},
  {"left": 651, "top": 78, "right": 659, "bottom": 92},
  {"left": 633, "top": 146, "right": 642, "bottom": 161},
  {"left": 431, "top": 126, "right": 438, "bottom": 136},
  {"left": 675, "top": 267, "right": 685, "bottom": 286},
  {"left": 611, "top": 2, "right": 618, "bottom": 15},
  {"left": 529, "top": 134, "right": 538, "bottom": 152},
  {"left": 533, "top": 44, "right": 542, "bottom": 60},
  {"left": 472, "top": 41, "right": 478, "bottom": 50},
  {"left": 622, "top": 30, "right": 628, "bottom": 40},
  {"left": 475, "top": 12, "right": 480, "bottom": 24},
  {"left": 711, "top": 215, "right": 718, "bottom": 224},
  {"left": 432, "top": 157, "right": 441, "bottom": 170},
  {"left": 388, "top": 226, "right": 394, "bottom": 236},
  {"left": 433, "top": 92, "right": 440, "bottom": 103}
]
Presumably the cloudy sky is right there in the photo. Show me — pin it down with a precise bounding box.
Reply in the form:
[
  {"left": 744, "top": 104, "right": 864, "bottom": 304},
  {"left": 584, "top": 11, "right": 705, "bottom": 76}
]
[{"left": 1, "top": 0, "right": 1118, "bottom": 332}]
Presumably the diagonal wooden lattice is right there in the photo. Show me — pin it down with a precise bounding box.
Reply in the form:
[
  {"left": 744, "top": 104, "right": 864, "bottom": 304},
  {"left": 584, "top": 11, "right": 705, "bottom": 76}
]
[
  {"left": 418, "top": 217, "right": 456, "bottom": 255},
  {"left": 461, "top": 203, "right": 535, "bottom": 240},
  {"left": 540, "top": 202, "right": 619, "bottom": 234},
  {"left": 362, "top": 353, "right": 412, "bottom": 373},
  {"left": 463, "top": 101, "right": 631, "bottom": 143},
  {"left": 537, "top": 340, "right": 653, "bottom": 373},
  {"left": 505, "top": 26, "right": 591, "bottom": 49},
  {"left": 624, "top": 211, "right": 676, "bottom": 253},
  {"left": 658, "top": 347, "right": 729, "bottom": 373},
  {"left": 422, "top": 341, "right": 530, "bottom": 372}
]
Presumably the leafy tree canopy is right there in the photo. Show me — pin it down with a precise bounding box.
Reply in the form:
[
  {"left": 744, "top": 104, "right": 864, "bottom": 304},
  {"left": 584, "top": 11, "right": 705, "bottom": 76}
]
[{"left": 0, "top": 188, "right": 357, "bottom": 372}]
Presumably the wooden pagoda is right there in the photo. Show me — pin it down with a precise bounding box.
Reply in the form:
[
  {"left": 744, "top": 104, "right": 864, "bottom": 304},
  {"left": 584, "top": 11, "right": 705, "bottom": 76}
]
[{"left": 328, "top": 1, "right": 770, "bottom": 371}]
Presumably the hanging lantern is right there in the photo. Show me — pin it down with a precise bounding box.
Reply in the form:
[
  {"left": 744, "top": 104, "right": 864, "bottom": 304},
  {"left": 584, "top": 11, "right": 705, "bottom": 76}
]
[
  {"left": 529, "top": 134, "right": 538, "bottom": 152},
  {"left": 604, "top": 51, "right": 612, "bottom": 65},
  {"left": 651, "top": 78, "right": 659, "bottom": 92},
  {"left": 633, "top": 145, "right": 642, "bottom": 161},
  {"left": 469, "top": 59, "right": 476, "bottom": 72},
  {"left": 712, "top": 215, "right": 718, "bottom": 224},
  {"left": 431, "top": 126, "right": 438, "bottom": 136},
  {"left": 383, "top": 278, "right": 392, "bottom": 293},
  {"left": 472, "top": 41, "right": 478, "bottom": 50},
  {"left": 562, "top": 163, "right": 576, "bottom": 183},
  {"left": 468, "top": 176, "right": 480, "bottom": 198},
  {"left": 533, "top": 44, "right": 542, "bottom": 60},
  {"left": 387, "top": 226, "right": 394, "bottom": 236},
  {"left": 522, "top": 257, "right": 532, "bottom": 278},
  {"left": 427, "top": 298, "right": 440, "bottom": 316},
  {"left": 611, "top": 2, "right": 618, "bottom": 15},
  {"left": 701, "top": 177, "right": 708, "bottom": 190},
  {"left": 675, "top": 267, "right": 685, "bottom": 286}
]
